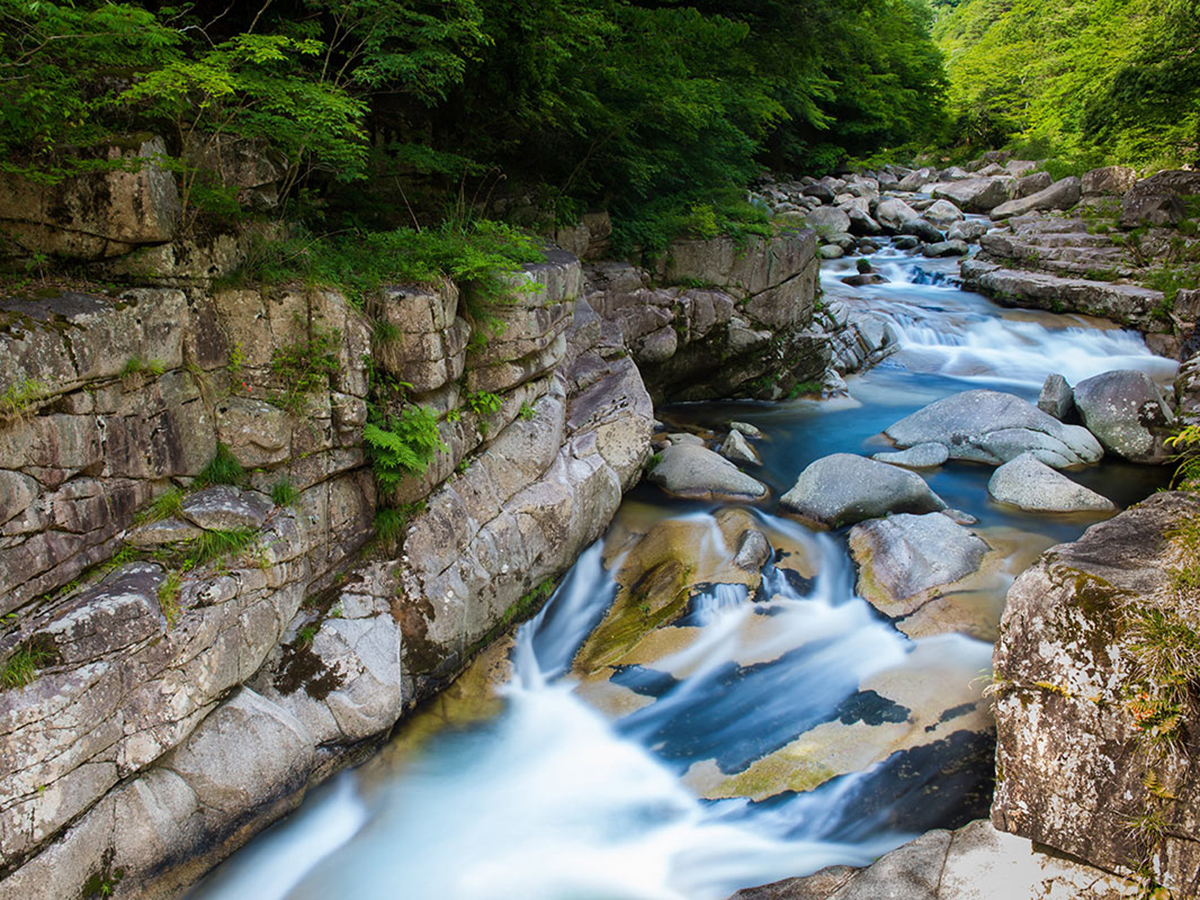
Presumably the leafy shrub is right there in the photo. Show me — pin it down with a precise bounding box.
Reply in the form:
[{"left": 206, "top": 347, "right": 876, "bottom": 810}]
[{"left": 363, "top": 407, "right": 447, "bottom": 491}]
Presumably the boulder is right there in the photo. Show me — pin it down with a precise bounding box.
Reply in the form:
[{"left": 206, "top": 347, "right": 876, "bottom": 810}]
[
  {"left": 992, "top": 493, "right": 1200, "bottom": 894},
  {"left": 843, "top": 205, "right": 882, "bottom": 236},
  {"left": 819, "top": 245, "right": 844, "bottom": 259},
  {"left": 719, "top": 429, "right": 761, "bottom": 466},
  {"left": 802, "top": 183, "right": 835, "bottom": 204},
  {"left": 779, "top": 453, "right": 947, "bottom": 529},
  {"left": 729, "top": 421, "right": 764, "bottom": 439},
  {"left": 946, "top": 219, "right": 989, "bottom": 242},
  {"left": 900, "top": 217, "right": 944, "bottom": 244},
  {"left": 179, "top": 486, "right": 273, "bottom": 531},
  {"left": 990, "top": 177, "right": 1082, "bottom": 219},
  {"left": 1072, "top": 369, "right": 1175, "bottom": 463},
  {"left": 1013, "top": 170, "right": 1053, "bottom": 198},
  {"left": 893, "top": 235, "right": 920, "bottom": 250},
  {"left": 884, "top": 389, "right": 1104, "bottom": 468},
  {"left": 730, "top": 820, "right": 1137, "bottom": 900},
  {"left": 922, "top": 199, "right": 965, "bottom": 228},
  {"left": 1004, "top": 159, "right": 1039, "bottom": 177},
  {"left": 805, "top": 206, "right": 852, "bottom": 235},
  {"left": 898, "top": 167, "right": 938, "bottom": 192},
  {"left": 647, "top": 442, "right": 768, "bottom": 502},
  {"left": 1120, "top": 170, "right": 1200, "bottom": 227},
  {"left": 1037, "top": 373, "right": 1074, "bottom": 420},
  {"left": 931, "top": 177, "right": 1013, "bottom": 213},
  {"left": 874, "top": 198, "right": 921, "bottom": 232},
  {"left": 871, "top": 443, "right": 949, "bottom": 469},
  {"left": 1082, "top": 165, "right": 1137, "bottom": 197},
  {"left": 921, "top": 240, "right": 969, "bottom": 258},
  {"left": 987, "top": 452, "right": 1117, "bottom": 512},
  {"left": 848, "top": 512, "right": 990, "bottom": 617}
]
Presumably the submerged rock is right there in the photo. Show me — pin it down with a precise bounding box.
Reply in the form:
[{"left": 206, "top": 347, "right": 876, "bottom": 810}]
[
  {"left": 987, "top": 452, "right": 1116, "bottom": 512},
  {"left": 1072, "top": 369, "right": 1175, "bottom": 463},
  {"left": 648, "top": 441, "right": 768, "bottom": 502},
  {"left": 849, "top": 512, "right": 990, "bottom": 618},
  {"left": 884, "top": 389, "right": 1104, "bottom": 469},
  {"left": 779, "top": 453, "right": 947, "bottom": 529}
]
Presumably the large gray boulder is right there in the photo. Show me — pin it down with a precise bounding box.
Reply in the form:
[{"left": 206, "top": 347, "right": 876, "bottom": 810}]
[
  {"left": 884, "top": 389, "right": 1104, "bottom": 468},
  {"left": 990, "top": 176, "right": 1082, "bottom": 219},
  {"left": 988, "top": 452, "right": 1117, "bottom": 512},
  {"left": 946, "top": 219, "right": 989, "bottom": 242},
  {"left": 992, "top": 493, "right": 1200, "bottom": 895},
  {"left": 1082, "top": 165, "right": 1137, "bottom": 197},
  {"left": 1120, "top": 170, "right": 1200, "bottom": 227},
  {"left": 1013, "top": 170, "right": 1053, "bottom": 198},
  {"left": 874, "top": 198, "right": 920, "bottom": 232},
  {"left": 1072, "top": 369, "right": 1175, "bottom": 463},
  {"left": 848, "top": 512, "right": 989, "bottom": 617},
  {"left": 922, "top": 199, "right": 964, "bottom": 228},
  {"left": 805, "top": 206, "right": 851, "bottom": 235},
  {"left": 779, "top": 453, "right": 946, "bottom": 529},
  {"left": 900, "top": 217, "right": 944, "bottom": 244},
  {"left": 921, "top": 240, "right": 969, "bottom": 258},
  {"left": 932, "top": 177, "right": 1013, "bottom": 213},
  {"left": 648, "top": 441, "right": 768, "bottom": 501}
]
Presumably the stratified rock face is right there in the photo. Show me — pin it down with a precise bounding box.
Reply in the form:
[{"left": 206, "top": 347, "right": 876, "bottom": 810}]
[
  {"left": 884, "top": 389, "right": 1104, "bottom": 469},
  {"left": 587, "top": 232, "right": 825, "bottom": 403},
  {"left": 990, "top": 176, "right": 1082, "bottom": 219},
  {"left": 0, "top": 135, "right": 180, "bottom": 259},
  {"left": 1121, "top": 170, "right": 1200, "bottom": 228},
  {"left": 729, "top": 820, "right": 1138, "bottom": 900},
  {"left": 780, "top": 453, "right": 947, "bottom": 529},
  {"left": 960, "top": 258, "right": 1169, "bottom": 333},
  {"left": 1073, "top": 369, "right": 1176, "bottom": 464},
  {"left": 848, "top": 512, "right": 989, "bottom": 617},
  {"left": 987, "top": 452, "right": 1117, "bottom": 512},
  {"left": 992, "top": 493, "right": 1200, "bottom": 897}
]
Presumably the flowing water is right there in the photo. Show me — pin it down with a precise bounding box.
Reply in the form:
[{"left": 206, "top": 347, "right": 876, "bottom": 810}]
[{"left": 190, "top": 240, "right": 1177, "bottom": 900}]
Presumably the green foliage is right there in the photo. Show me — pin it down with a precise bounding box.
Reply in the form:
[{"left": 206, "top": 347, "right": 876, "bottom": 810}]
[
  {"left": 120, "top": 356, "right": 166, "bottom": 385},
  {"left": 936, "top": 0, "right": 1200, "bottom": 168},
  {"left": 374, "top": 501, "right": 425, "bottom": 547},
  {"left": 1167, "top": 426, "right": 1200, "bottom": 491},
  {"left": 137, "top": 488, "right": 184, "bottom": 525},
  {"left": 465, "top": 390, "right": 501, "bottom": 418},
  {"left": 0, "top": 378, "right": 48, "bottom": 422},
  {"left": 297, "top": 623, "right": 319, "bottom": 647},
  {"left": 196, "top": 443, "right": 245, "bottom": 487},
  {"left": 271, "top": 478, "right": 299, "bottom": 508},
  {"left": 1, "top": 638, "right": 56, "bottom": 690},
  {"left": 269, "top": 322, "right": 342, "bottom": 415},
  {"left": 183, "top": 527, "right": 259, "bottom": 571},
  {"left": 363, "top": 407, "right": 447, "bottom": 490},
  {"left": 614, "top": 188, "right": 773, "bottom": 257},
  {"left": 157, "top": 571, "right": 182, "bottom": 626},
  {"left": 518, "top": 402, "right": 536, "bottom": 421}
]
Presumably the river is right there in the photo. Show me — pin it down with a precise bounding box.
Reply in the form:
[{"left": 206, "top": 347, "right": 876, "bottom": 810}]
[{"left": 188, "top": 238, "right": 1177, "bottom": 900}]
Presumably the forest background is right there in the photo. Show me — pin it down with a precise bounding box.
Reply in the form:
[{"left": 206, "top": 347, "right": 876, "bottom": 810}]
[{"left": 1, "top": 0, "right": 1197, "bottom": 256}]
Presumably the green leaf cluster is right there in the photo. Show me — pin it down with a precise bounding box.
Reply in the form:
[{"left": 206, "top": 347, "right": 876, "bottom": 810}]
[{"left": 363, "top": 407, "right": 447, "bottom": 490}]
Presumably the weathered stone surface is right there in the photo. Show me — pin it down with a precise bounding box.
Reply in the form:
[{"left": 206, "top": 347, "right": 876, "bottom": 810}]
[
  {"left": 990, "top": 177, "right": 1082, "bottom": 219},
  {"left": 872, "top": 443, "right": 949, "bottom": 469},
  {"left": 946, "top": 219, "right": 990, "bottom": 242},
  {"left": 992, "top": 493, "right": 1200, "bottom": 896},
  {"left": 932, "top": 177, "right": 1013, "bottom": 213},
  {"left": 780, "top": 453, "right": 947, "bottom": 529},
  {"left": 1072, "top": 369, "right": 1175, "bottom": 463},
  {"left": 849, "top": 513, "right": 989, "bottom": 617},
  {"left": 961, "top": 258, "right": 1169, "bottom": 332},
  {"left": 923, "top": 199, "right": 965, "bottom": 227},
  {"left": 987, "top": 452, "right": 1116, "bottom": 512},
  {"left": 648, "top": 441, "right": 767, "bottom": 502},
  {"left": 719, "top": 429, "right": 761, "bottom": 466},
  {"left": 732, "top": 528, "right": 772, "bottom": 571},
  {"left": 730, "top": 820, "right": 1138, "bottom": 900},
  {"left": 1013, "top": 170, "right": 1053, "bottom": 198},
  {"left": 180, "top": 485, "right": 273, "bottom": 531},
  {"left": 0, "top": 135, "right": 180, "bottom": 259},
  {"left": 1037, "top": 373, "right": 1074, "bottom": 420},
  {"left": 1121, "top": 170, "right": 1200, "bottom": 227},
  {"left": 805, "top": 206, "right": 852, "bottom": 235},
  {"left": 874, "top": 198, "right": 921, "bottom": 231},
  {"left": 922, "top": 239, "right": 969, "bottom": 257},
  {"left": 885, "top": 389, "right": 1104, "bottom": 468},
  {"left": 1082, "top": 166, "right": 1137, "bottom": 197}
]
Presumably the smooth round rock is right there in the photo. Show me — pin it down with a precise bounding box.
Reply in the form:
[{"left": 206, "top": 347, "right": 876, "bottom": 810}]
[
  {"left": 872, "top": 443, "right": 950, "bottom": 469},
  {"left": 779, "top": 453, "right": 947, "bottom": 529},
  {"left": 988, "top": 452, "right": 1117, "bottom": 513}
]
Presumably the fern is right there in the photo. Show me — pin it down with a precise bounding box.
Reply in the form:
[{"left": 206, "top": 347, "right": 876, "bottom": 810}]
[{"left": 363, "top": 407, "right": 447, "bottom": 490}]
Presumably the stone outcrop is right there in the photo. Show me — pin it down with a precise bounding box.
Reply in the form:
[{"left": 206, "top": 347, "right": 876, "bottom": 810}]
[
  {"left": 0, "top": 135, "right": 180, "bottom": 260},
  {"left": 0, "top": 245, "right": 655, "bottom": 897},
  {"left": 587, "top": 232, "right": 825, "bottom": 402},
  {"left": 992, "top": 493, "right": 1200, "bottom": 896},
  {"left": 1072, "top": 369, "right": 1175, "bottom": 464}
]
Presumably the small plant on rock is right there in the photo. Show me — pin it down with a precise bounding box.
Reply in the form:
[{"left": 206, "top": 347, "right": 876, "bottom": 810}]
[
  {"left": 196, "top": 443, "right": 245, "bottom": 487},
  {"left": 363, "top": 407, "right": 446, "bottom": 491},
  {"left": 271, "top": 477, "right": 298, "bottom": 507}
]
